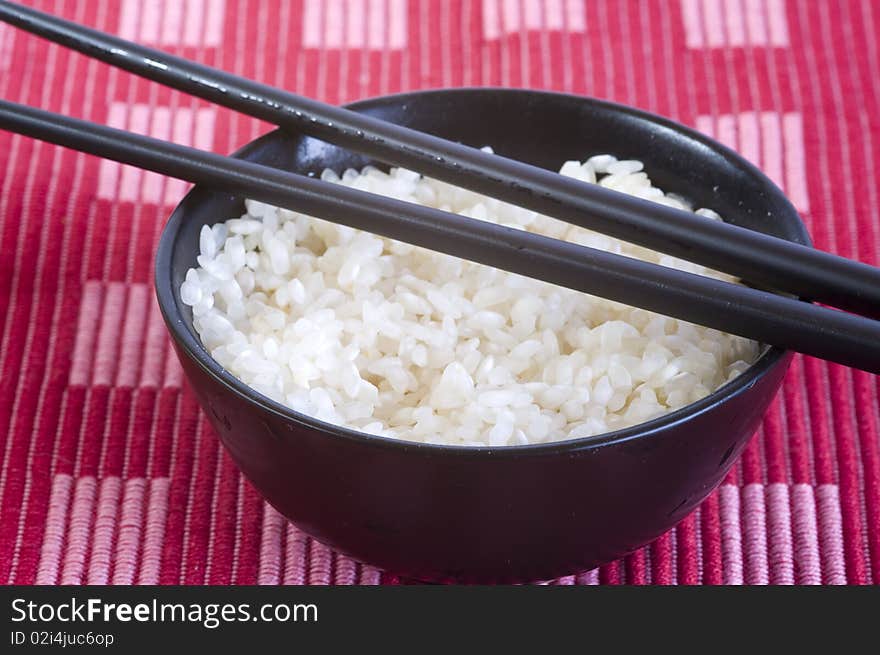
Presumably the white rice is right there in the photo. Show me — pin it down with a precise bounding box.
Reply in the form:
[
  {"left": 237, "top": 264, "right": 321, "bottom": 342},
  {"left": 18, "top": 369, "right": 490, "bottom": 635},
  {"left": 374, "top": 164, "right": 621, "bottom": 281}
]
[{"left": 181, "top": 150, "right": 759, "bottom": 446}]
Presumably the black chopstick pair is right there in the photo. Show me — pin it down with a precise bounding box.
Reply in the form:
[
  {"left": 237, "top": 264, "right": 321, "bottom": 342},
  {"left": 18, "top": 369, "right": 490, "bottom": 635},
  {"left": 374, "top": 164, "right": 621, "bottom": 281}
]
[
  {"left": 4, "top": 0, "right": 880, "bottom": 320},
  {"left": 0, "top": 1, "right": 879, "bottom": 374}
]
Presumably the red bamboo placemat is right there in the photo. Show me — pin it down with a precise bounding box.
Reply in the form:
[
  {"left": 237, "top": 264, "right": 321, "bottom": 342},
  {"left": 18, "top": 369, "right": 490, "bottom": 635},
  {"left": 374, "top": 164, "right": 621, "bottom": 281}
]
[{"left": 0, "top": 0, "right": 878, "bottom": 585}]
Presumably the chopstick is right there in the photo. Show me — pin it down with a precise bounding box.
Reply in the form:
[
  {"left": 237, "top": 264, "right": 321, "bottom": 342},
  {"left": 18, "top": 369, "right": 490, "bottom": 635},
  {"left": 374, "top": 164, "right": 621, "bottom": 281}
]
[
  {"left": 2, "top": 1, "right": 880, "bottom": 320},
  {"left": 3, "top": 99, "right": 880, "bottom": 374}
]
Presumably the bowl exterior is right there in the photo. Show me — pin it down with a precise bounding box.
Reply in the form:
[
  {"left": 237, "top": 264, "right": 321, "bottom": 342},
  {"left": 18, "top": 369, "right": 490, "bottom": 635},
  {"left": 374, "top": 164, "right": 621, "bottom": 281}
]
[
  {"left": 172, "top": 335, "right": 790, "bottom": 583},
  {"left": 157, "top": 89, "right": 806, "bottom": 582}
]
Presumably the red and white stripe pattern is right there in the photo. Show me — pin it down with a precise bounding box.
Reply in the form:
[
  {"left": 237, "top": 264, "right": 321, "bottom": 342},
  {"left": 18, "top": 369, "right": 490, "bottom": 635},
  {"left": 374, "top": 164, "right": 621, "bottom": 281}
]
[
  {"left": 36, "top": 474, "right": 172, "bottom": 585},
  {"left": 1, "top": 0, "right": 879, "bottom": 586},
  {"left": 696, "top": 111, "right": 809, "bottom": 211},
  {"left": 34, "top": 282, "right": 182, "bottom": 585},
  {"left": 118, "top": 0, "right": 226, "bottom": 47},
  {"left": 301, "top": 0, "right": 408, "bottom": 49},
  {"left": 69, "top": 282, "right": 182, "bottom": 389},
  {"left": 717, "top": 481, "right": 844, "bottom": 585},
  {"left": 680, "top": 0, "right": 790, "bottom": 48},
  {"left": 0, "top": 21, "right": 12, "bottom": 71},
  {"left": 481, "top": 0, "right": 586, "bottom": 38},
  {"left": 97, "top": 102, "right": 216, "bottom": 205}
]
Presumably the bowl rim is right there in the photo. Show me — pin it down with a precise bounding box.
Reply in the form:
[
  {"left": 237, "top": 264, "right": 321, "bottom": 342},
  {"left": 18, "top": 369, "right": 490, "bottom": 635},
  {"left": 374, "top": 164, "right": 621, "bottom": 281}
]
[{"left": 155, "top": 87, "right": 808, "bottom": 456}]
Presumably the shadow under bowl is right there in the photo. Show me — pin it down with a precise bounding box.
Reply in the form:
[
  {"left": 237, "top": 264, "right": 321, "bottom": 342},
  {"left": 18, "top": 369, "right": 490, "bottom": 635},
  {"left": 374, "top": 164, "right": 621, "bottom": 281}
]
[{"left": 155, "top": 88, "right": 808, "bottom": 583}]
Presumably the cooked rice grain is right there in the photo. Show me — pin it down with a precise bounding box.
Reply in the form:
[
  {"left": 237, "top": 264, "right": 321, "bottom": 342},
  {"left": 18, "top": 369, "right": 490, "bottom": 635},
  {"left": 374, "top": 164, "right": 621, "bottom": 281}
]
[{"left": 181, "top": 151, "right": 759, "bottom": 446}]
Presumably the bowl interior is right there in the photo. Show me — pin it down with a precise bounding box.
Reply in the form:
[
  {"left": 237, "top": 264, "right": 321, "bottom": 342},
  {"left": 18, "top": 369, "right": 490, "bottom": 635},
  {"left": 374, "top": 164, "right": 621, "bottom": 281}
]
[{"left": 156, "top": 88, "right": 809, "bottom": 450}]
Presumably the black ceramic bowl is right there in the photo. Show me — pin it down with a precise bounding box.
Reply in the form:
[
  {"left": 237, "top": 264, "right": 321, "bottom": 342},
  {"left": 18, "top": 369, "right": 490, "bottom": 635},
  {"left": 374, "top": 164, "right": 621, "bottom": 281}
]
[{"left": 156, "top": 89, "right": 808, "bottom": 583}]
